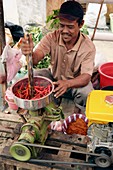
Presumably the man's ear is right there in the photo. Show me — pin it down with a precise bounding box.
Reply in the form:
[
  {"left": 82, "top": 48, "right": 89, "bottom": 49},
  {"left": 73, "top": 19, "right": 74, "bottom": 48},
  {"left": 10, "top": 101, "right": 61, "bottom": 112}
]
[{"left": 79, "top": 20, "right": 84, "bottom": 28}]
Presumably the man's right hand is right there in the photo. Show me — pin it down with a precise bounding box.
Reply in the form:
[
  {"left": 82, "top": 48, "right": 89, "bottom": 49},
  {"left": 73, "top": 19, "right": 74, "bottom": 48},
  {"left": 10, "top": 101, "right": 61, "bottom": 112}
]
[{"left": 20, "top": 34, "right": 34, "bottom": 55}]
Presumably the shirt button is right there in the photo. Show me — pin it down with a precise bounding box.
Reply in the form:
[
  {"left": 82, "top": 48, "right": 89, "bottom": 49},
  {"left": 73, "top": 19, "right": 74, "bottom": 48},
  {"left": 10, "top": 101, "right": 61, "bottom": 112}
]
[{"left": 64, "top": 59, "right": 65, "bottom": 62}]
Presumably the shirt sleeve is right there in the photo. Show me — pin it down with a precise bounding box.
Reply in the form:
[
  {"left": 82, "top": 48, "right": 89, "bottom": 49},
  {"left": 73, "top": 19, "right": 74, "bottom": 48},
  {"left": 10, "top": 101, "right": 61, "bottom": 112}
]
[{"left": 34, "top": 32, "right": 52, "bottom": 56}]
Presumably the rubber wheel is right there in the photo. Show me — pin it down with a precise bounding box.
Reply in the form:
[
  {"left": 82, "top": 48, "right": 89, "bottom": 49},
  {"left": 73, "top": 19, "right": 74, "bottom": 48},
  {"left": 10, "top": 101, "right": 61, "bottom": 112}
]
[
  {"left": 95, "top": 154, "right": 111, "bottom": 168},
  {"left": 10, "top": 143, "right": 31, "bottom": 161}
]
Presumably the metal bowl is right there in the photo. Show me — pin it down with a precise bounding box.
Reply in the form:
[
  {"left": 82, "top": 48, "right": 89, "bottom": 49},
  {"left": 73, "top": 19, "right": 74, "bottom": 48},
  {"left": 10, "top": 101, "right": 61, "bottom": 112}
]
[{"left": 11, "top": 76, "right": 54, "bottom": 110}]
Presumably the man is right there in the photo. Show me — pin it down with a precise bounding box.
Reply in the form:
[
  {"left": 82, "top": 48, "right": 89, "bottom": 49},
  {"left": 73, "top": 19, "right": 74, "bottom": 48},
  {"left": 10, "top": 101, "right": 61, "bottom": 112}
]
[{"left": 21, "top": 1, "right": 96, "bottom": 113}]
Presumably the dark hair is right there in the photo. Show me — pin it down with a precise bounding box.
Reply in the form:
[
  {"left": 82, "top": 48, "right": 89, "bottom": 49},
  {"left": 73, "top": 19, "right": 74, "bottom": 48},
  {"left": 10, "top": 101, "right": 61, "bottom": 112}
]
[{"left": 55, "top": 1, "right": 84, "bottom": 25}]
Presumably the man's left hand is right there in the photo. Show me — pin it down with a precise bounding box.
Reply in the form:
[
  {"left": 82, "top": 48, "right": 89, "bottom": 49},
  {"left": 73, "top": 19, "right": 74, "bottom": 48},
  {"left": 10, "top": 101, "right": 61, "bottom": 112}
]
[{"left": 53, "top": 80, "right": 69, "bottom": 98}]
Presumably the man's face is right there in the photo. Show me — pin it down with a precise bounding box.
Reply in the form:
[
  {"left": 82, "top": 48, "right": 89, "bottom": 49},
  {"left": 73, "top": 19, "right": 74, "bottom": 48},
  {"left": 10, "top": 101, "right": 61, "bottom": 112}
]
[{"left": 59, "top": 18, "right": 83, "bottom": 43}]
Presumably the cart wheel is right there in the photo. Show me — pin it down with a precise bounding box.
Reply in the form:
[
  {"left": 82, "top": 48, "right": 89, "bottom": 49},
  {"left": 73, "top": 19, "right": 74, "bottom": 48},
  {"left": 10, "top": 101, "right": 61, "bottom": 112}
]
[
  {"left": 95, "top": 154, "right": 111, "bottom": 168},
  {"left": 10, "top": 143, "right": 31, "bottom": 161}
]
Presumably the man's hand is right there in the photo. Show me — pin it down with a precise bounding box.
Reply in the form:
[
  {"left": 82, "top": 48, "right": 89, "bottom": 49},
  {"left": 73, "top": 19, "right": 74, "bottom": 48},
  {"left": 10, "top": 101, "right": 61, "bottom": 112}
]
[
  {"left": 20, "top": 34, "right": 34, "bottom": 55},
  {"left": 53, "top": 80, "right": 69, "bottom": 98}
]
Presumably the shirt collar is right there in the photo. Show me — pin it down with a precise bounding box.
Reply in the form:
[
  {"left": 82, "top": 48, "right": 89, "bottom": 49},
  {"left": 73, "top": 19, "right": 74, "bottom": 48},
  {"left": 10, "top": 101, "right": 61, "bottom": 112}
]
[{"left": 59, "top": 32, "right": 83, "bottom": 51}]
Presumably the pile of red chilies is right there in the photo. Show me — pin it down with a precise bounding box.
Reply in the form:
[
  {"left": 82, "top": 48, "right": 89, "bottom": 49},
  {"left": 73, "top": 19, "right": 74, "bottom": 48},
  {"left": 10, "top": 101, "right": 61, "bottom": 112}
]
[{"left": 13, "top": 83, "right": 52, "bottom": 100}]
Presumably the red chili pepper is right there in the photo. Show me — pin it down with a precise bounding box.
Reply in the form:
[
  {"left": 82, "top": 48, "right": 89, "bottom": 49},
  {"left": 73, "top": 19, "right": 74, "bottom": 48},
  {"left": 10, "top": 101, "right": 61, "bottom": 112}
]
[{"left": 14, "top": 82, "right": 52, "bottom": 100}]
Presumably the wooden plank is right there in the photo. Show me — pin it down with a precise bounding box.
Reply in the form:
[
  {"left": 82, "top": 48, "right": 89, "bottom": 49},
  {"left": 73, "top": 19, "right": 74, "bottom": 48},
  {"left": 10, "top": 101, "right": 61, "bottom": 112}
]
[
  {"left": 0, "top": 125, "right": 13, "bottom": 133},
  {"left": 0, "top": 153, "right": 91, "bottom": 170},
  {"left": 0, "top": 132, "right": 90, "bottom": 169},
  {"left": 40, "top": 134, "right": 88, "bottom": 169},
  {"left": 0, "top": 128, "right": 92, "bottom": 170},
  {"left": 0, "top": 111, "right": 22, "bottom": 123},
  {"left": 48, "top": 131, "right": 89, "bottom": 146},
  {"left": 3, "top": 164, "right": 17, "bottom": 170},
  {"left": 0, "top": 156, "right": 52, "bottom": 170},
  {"left": 0, "top": 142, "right": 92, "bottom": 170}
]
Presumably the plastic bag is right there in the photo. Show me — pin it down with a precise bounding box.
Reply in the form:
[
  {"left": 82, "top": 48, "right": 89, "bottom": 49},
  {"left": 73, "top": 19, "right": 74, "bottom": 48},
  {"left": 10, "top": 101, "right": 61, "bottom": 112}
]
[
  {"left": 5, "top": 21, "right": 24, "bottom": 42},
  {"left": 48, "top": 121, "right": 62, "bottom": 131},
  {"left": 5, "top": 87, "right": 14, "bottom": 102},
  {"left": 0, "top": 58, "right": 7, "bottom": 84},
  {"left": 85, "top": 3, "right": 107, "bottom": 29},
  {"left": 1, "top": 45, "right": 22, "bottom": 82}
]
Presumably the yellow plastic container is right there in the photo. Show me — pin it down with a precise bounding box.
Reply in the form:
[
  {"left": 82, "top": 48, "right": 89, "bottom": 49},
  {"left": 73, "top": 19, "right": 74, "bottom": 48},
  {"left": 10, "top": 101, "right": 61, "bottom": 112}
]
[{"left": 86, "top": 90, "right": 113, "bottom": 125}]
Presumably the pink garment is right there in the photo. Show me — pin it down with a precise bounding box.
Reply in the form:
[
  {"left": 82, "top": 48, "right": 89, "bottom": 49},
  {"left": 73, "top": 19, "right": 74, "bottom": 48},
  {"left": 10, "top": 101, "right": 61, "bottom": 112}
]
[
  {"left": 49, "top": 121, "right": 62, "bottom": 131},
  {"left": 5, "top": 87, "right": 14, "bottom": 101},
  {"left": 1, "top": 45, "right": 22, "bottom": 82}
]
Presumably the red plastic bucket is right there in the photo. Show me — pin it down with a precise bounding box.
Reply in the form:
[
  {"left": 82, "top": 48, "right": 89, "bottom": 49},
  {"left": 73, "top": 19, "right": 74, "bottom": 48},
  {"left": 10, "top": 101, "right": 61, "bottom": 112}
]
[{"left": 98, "top": 62, "right": 113, "bottom": 88}]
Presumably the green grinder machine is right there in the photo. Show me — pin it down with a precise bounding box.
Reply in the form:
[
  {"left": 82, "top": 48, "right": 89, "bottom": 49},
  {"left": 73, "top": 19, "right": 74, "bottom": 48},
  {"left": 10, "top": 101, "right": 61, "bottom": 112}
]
[{"left": 10, "top": 76, "right": 64, "bottom": 161}]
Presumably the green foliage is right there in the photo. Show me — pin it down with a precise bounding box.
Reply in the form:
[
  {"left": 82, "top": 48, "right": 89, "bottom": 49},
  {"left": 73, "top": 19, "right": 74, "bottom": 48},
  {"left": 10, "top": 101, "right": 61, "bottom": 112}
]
[
  {"left": 26, "top": 25, "right": 50, "bottom": 69},
  {"left": 34, "top": 55, "right": 50, "bottom": 69},
  {"left": 46, "top": 9, "right": 60, "bottom": 29},
  {"left": 80, "top": 25, "right": 89, "bottom": 35},
  {"left": 26, "top": 26, "right": 43, "bottom": 46}
]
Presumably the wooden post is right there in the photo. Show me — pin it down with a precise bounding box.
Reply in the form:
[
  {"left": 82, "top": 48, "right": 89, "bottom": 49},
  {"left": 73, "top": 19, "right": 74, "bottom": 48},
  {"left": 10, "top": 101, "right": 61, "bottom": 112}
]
[
  {"left": 0, "top": 0, "right": 7, "bottom": 109},
  {"left": 0, "top": 0, "right": 6, "bottom": 50},
  {"left": 91, "top": 0, "right": 104, "bottom": 41}
]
